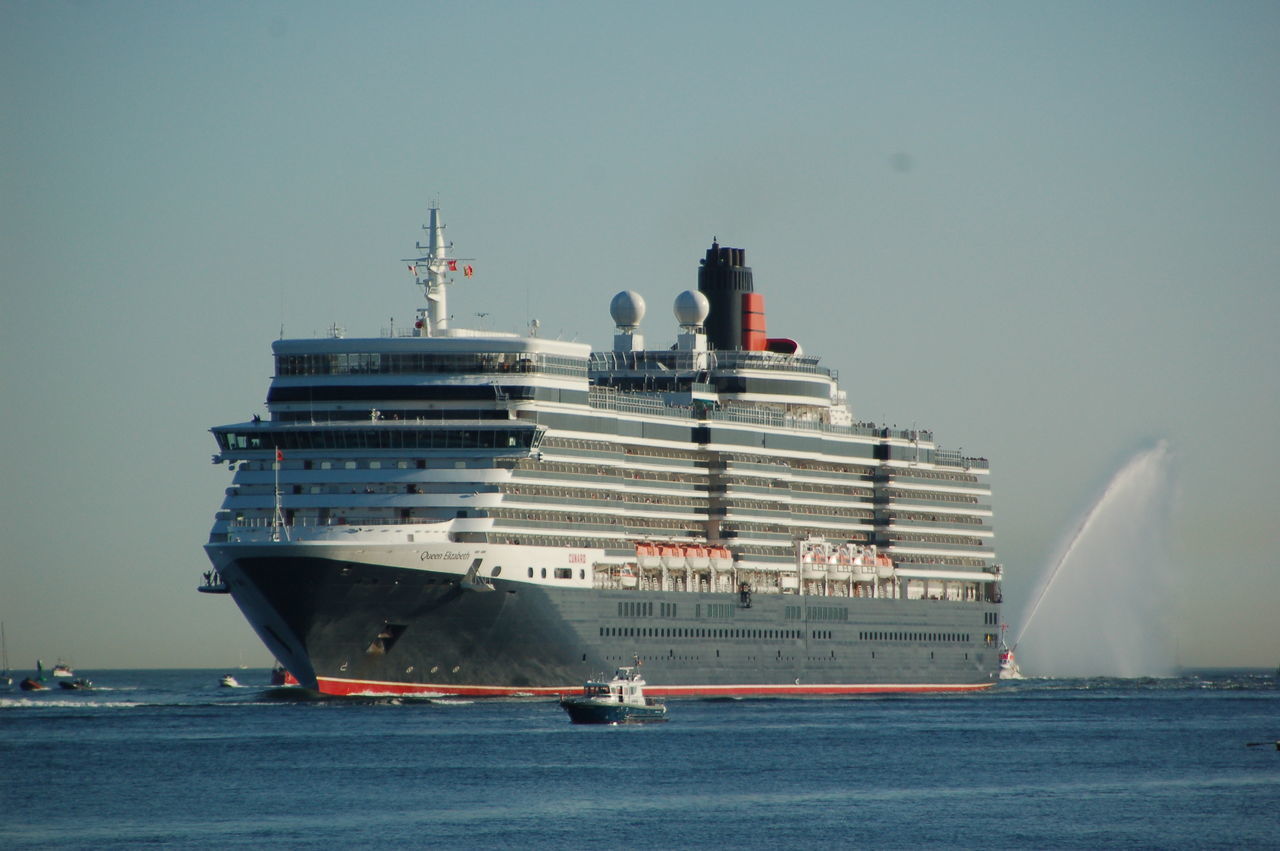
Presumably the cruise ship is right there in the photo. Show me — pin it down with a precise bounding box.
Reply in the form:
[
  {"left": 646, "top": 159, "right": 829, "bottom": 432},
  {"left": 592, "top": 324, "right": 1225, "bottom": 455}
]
[{"left": 202, "top": 206, "right": 1004, "bottom": 696}]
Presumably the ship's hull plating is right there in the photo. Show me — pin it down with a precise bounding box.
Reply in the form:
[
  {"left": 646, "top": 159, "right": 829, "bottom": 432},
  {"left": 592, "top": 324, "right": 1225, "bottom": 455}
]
[{"left": 214, "top": 549, "right": 1000, "bottom": 697}]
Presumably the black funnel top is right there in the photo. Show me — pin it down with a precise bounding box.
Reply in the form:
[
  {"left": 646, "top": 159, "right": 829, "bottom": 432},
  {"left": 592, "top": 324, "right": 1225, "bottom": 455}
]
[{"left": 697, "top": 242, "right": 753, "bottom": 352}]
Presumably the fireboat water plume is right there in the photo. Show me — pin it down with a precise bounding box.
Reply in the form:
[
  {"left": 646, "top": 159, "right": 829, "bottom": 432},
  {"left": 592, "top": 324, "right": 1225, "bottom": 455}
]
[{"left": 1014, "top": 440, "right": 1178, "bottom": 678}]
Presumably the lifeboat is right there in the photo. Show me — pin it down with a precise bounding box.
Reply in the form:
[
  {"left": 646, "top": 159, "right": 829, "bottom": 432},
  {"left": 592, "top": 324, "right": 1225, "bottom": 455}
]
[
  {"left": 709, "top": 546, "right": 732, "bottom": 571},
  {"left": 876, "top": 555, "right": 895, "bottom": 579},
  {"left": 619, "top": 566, "right": 639, "bottom": 589},
  {"left": 636, "top": 543, "right": 661, "bottom": 569},
  {"left": 660, "top": 545, "right": 686, "bottom": 570},
  {"left": 801, "top": 561, "right": 827, "bottom": 580},
  {"left": 829, "top": 563, "right": 853, "bottom": 581},
  {"left": 686, "top": 546, "right": 711, "bottom": 569}
]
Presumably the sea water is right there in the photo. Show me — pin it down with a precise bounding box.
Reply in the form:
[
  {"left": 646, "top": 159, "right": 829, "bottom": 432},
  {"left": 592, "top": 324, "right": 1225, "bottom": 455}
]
[{"left": 2, "top": 669, "right": 1277, "bottom": 849}]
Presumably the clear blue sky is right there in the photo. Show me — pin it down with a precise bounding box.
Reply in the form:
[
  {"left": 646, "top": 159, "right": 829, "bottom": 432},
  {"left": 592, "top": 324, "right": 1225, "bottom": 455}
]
[{"left": 3, "top": 1, "right": 1277, "bottom": 673}]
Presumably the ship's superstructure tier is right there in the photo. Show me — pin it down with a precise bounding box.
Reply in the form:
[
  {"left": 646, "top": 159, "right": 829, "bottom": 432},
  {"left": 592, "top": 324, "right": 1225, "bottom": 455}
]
[{"left": 211, "top": 338, "right": 993, "bottom": 581}]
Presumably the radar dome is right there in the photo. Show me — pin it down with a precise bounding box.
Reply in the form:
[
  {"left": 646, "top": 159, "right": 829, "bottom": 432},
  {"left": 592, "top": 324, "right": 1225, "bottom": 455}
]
[
  {"left": 609, "top": 290, "right": 646, "bottom": 329},
  {"left": 673, "top": 289, "right": 710, "bottom": 327}
]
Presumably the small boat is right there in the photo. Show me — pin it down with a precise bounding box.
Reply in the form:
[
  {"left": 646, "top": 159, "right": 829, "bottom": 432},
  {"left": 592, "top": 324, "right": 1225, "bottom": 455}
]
[
  {"left": 270, "top": 663, "right": 297, "bottom": 686},
  {"left": 21, "top": 660, "right": 51, "bottom": 690},
  {"left": 998, "top": 624, "right": 1023, "bottom": 680},
  {"left": 560, "top": 665, "right": 667, "bottom": 725},
  {"left": 219, "top": 674, "right": 241, "bottom": 688},
  {"left": 998, "top": 646, "right": 1023, "bottom": 680},
  {"left": 59, "top": 678, "right": 93, "bottom": 690},
  {"left": 51, "top": 661, "right": 74, "bottom": 678}
]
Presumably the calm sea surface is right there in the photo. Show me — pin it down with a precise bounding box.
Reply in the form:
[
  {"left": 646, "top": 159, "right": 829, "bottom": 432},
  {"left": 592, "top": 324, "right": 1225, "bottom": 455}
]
[{"left": 2, "top": 669, "right": 1277, "bottom": 849}]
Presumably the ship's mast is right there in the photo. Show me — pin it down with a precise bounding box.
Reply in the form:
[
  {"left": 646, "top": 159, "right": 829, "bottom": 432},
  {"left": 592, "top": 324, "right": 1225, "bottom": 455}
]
[
  {"left": 404, "top": 206, "right": 467, "bottom": 337},
  {"left": 271, "top": 449, "right": 290, "bottom": 542}
]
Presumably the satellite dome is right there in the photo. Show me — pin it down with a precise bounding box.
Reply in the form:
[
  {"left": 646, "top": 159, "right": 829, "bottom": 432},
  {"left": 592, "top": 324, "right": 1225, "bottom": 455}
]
[
  {"left": 609, "top": 290, "right": 646, "bottom": 329},
  {"left": 673, "top": 290, "right": 710, "bottom": 327}
]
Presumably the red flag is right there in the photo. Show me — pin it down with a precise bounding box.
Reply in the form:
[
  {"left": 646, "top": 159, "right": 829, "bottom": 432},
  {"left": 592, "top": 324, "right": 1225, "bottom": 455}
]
[
  {"left": 448, "top": 260, "right": 458, "bottom": 271},
  {"left": 464, "top": 265, "right": 474, "bottom": 277},
  {"left": 407, "top": 264, "right": 416, "bottom": 275},
  {"left": 276, "top": 449, "right": 284, "bottom": 462}
]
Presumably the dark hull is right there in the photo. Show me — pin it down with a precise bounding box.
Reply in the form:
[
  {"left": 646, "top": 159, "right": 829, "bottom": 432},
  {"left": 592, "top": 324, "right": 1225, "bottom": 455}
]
[{"left": 221, "top": 555, "right": 1001, "bottom": 696}]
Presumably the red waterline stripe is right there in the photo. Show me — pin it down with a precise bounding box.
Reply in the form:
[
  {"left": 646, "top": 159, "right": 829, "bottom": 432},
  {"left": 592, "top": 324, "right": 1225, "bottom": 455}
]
[{"left": 316, "top": 677, "right": 995, "bottom": 698}]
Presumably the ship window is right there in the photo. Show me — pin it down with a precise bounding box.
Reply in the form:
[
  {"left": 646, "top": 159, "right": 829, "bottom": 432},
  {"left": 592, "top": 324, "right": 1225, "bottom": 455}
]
[
  {"left": 492, "top": 566, "right": 502, "bottom": 577},
  {"left": 540, "top": 568, "right": 547, "bottom": 578},
  {"left": 554, "top": 568, "right": 571, "bottom": 579},
  {"left": 579, "top": 569, "right": 585, "bottom": 580}
]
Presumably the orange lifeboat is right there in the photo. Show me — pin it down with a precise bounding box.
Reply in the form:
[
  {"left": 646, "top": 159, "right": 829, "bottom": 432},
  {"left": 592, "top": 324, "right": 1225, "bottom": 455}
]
[
  {"left": 660, "top": 545, "right": 686, "bottom": 569},
  {"left": 686, "top": 546, "right": 711, "bottom": 569},
  {"left": 636, "top": 543, "right": 661, "bottom": 569}
]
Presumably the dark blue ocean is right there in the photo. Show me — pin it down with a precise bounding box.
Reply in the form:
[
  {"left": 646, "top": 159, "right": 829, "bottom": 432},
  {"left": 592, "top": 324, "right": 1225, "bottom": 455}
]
[{"left": 2, "top": 670, "right": 1277, "bottom": 849}]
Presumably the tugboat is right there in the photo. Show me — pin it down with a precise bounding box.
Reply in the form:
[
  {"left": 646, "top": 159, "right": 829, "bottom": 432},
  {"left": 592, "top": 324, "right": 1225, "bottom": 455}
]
[
  {"left": 998, "top": 624, "right": 1024, "bottom": 680},
  {"left": 560, "top": 663, "right": 668, "bottom": 725}
]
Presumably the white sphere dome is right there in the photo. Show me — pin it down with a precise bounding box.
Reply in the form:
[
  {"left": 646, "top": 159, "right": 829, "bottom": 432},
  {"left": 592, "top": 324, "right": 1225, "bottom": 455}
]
[
  {"left": 673, "top": 289, "right": 710, "bottom": 327},
  {"left": 609, "top": 290, "right": 646, "bottom": 328}
]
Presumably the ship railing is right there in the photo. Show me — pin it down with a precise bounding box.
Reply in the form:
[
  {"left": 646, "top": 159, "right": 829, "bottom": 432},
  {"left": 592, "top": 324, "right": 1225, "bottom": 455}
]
[
  {"left": 225, "top": 515, "right": 447, "bottom": 529},
  {"left": 588, "top": 349, "right": 834, "bottom": 378},
  {"left": 933, "top": 450, "right": 990, "bottom": 471},
  {"left": 587, "top": 386, "right": 972, "bottom": 453},
  {"left": 707, "top": 406, "right": 929, "bottom": 442},
  {"left": 589, "top": 387, "right": 695, "bottom": 417}
]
